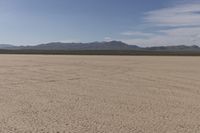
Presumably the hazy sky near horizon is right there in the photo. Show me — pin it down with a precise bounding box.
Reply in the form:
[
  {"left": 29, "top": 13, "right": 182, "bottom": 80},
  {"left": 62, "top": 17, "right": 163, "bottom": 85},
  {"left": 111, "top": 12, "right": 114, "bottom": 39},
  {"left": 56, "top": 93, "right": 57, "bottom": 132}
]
[{"left": 0, "top": 0, "right": 200, "bottom": 46}]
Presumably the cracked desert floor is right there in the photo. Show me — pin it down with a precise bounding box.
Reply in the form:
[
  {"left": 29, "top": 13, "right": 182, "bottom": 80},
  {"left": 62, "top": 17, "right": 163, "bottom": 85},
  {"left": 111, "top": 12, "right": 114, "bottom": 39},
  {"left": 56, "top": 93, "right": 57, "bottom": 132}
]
[{"left": 0, "top": 55, "right": 200, "bottom": 133}]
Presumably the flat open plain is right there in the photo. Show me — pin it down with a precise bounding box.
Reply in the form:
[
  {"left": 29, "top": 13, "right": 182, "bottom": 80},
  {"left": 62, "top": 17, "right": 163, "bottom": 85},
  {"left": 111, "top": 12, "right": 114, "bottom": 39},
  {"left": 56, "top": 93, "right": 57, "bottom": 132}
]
[{"left": 0, "top": 55, "right": 200, "bottom": 133}]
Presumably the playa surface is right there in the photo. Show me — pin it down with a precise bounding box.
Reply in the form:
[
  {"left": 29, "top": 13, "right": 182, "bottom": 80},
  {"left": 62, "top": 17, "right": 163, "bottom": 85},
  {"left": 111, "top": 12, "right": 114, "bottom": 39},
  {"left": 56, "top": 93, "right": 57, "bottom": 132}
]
[{"left": 0, "top": 55, "right": 200, "bottom": 133}]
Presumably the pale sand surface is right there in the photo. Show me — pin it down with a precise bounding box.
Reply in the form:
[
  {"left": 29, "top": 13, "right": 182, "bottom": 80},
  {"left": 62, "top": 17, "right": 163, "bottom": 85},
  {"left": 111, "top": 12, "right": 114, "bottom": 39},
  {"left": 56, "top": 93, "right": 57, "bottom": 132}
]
[{"left": 0, "top": 55, "right": 200, "bottom": 133}]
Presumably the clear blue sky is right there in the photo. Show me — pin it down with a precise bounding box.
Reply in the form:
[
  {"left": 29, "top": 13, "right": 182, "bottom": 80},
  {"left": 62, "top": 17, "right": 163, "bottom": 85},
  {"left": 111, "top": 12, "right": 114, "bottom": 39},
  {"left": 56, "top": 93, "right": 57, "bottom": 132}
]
[{"left": 0, "top": 0, "right": 200, "bottom": 46}]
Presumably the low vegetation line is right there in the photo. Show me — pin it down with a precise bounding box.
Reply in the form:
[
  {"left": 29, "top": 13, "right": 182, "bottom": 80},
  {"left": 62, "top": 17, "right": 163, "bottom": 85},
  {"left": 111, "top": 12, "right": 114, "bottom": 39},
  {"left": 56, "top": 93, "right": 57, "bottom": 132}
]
[{"left": 0, "top": 50, "right": 200, "bottom": 56}]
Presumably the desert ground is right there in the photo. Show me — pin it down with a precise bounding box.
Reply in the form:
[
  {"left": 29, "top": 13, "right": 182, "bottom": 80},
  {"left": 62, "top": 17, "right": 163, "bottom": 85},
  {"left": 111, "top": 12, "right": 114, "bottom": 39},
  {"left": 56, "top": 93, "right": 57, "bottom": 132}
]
[{"left": 0, "top": 55, "right": 200, "bottom": 133}]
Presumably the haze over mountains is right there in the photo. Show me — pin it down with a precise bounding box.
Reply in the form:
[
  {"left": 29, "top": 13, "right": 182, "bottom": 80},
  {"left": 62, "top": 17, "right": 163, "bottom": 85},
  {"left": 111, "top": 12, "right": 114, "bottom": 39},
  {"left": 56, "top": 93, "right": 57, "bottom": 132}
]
[
  {"left": 0, "top": 41, "right": 200, "bottom": 51},
  {"left": 0, "top": 44, "right": 15, "bottom": 49}
]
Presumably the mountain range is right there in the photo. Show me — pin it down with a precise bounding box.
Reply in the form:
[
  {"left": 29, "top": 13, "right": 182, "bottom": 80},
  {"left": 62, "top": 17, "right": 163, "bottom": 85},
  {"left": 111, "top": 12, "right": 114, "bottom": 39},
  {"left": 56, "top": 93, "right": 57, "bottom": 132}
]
[{"left": 0, "top": 41, "right": 200, "bottom": 51}]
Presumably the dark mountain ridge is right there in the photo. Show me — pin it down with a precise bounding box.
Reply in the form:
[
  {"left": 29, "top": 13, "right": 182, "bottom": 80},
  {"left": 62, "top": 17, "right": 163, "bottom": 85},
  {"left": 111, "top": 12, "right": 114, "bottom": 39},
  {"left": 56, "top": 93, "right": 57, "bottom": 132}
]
[
  {"left": 14, "top": 41, "right": 140, "bottom": 50},
  {"left": 1, "top": 41, "right": 200, "bottom": 51}
]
